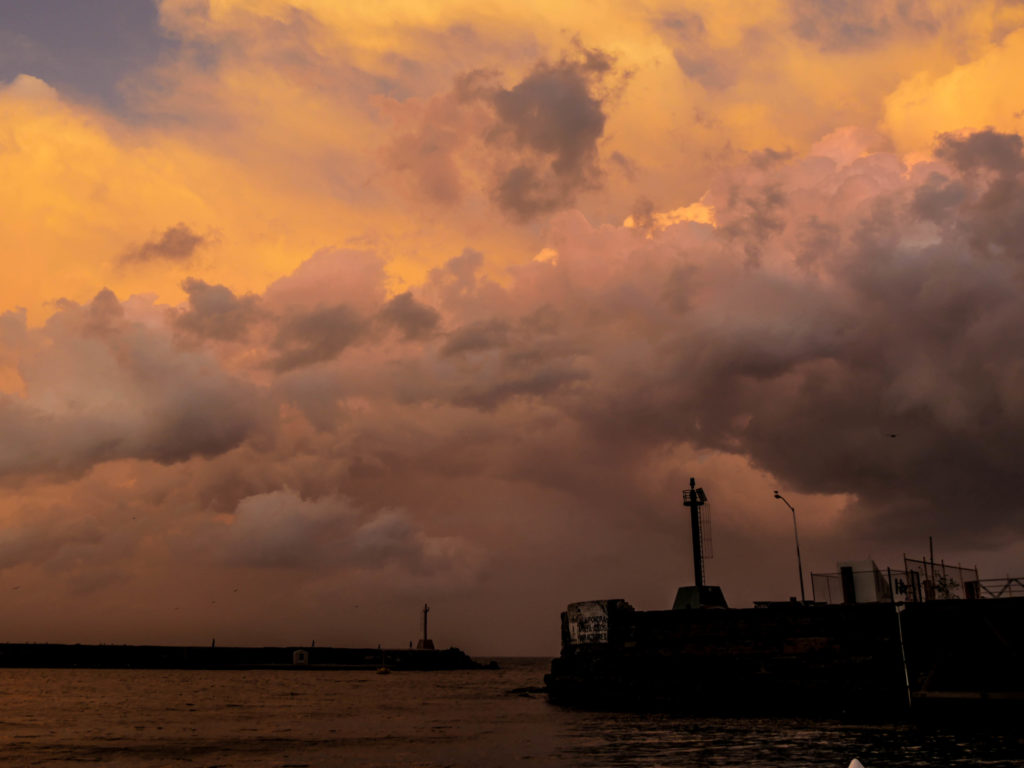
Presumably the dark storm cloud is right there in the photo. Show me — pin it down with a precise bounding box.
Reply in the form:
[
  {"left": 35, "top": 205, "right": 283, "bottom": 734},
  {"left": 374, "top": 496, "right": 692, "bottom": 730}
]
[
  {"left": 174, "top": 277, "right": 263, "bottom": 341},
  {"left": 486, "top": 50, "right": 613, "bottom": 219},
  {"left": 452, "top": 366, "right": 589, "bottom": 412},
  {"left": 491, "top": 57, "right": 607, "bottom": 178},
  {"left": 121, "top": 223, "right": 206, "bottom": 264},
  {"left": 303, "top": 128, "right": 1024, "bottom": 549},
  {"left": 430, "top": 247, "right": 484, "bottom": 292},
  {"left": 387, "top": 47, "right": 618, "bottom": 219},
  {"left": 794, "top": 215, "right": 841, "bottom": 269},
  {"left": 0, "top": 290, "right": 265, "bottom": 481},
  {"left": 492, "top": 165, "right": 568, "bottom": 220},
  {"left": 82, "top": 287, "right": 125, "bottom": 333},
  {"left": 271, "top": 303, "right": 366, "bottom": 372},
  {"left": 751, "top": 148, "right": 794, "bottom": 169},
  {"left": 440, "top": 319, "right": 509, "bottom": 356},
  {"left": 930, "top": 130, "right": 1024, "bottom": 257},
  {"left": 934, "top": 129, "right": 1024, "bottom": 173},
  {"left": 911, "top": 173, "right": 968, "bottom": 221},
  {"left": 788, "top": 0, "right": 939, "bottom": 51},
  {"left": 0, "top": 0, "right": 176, "bottom": 111},
  {"left": 376, "top": 291, "right": 440, "bottom": 341},
  {"left": 422, "top": 248, "right": 508, "bottom": 317},
  {"left": 661, "top": 11, "right": 739, "bottom": 90},
  {"left": 728, "top": 240, "right": 1024, "bottom": 540},
  {"left": 720, "top": 184, "right": 788, "bottom": 264},
  {"left": 543, "top": 130, "right": 1024, "bottom": 544},
  {"left": 630, "top": 197, "right": 657, "bottom": 235}
]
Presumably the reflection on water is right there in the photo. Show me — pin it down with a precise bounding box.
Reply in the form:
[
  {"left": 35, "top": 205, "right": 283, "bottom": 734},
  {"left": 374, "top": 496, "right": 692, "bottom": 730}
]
[
  {"left": 0, "top": 658, "right": 1019, "bottom": 767},
  {"left": 558, "top": 713, "right": 1024, "bottom": 767}
]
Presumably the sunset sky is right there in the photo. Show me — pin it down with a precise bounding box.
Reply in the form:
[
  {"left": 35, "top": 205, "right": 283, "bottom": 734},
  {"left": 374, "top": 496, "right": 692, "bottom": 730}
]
[{"left": 2, "top": 0, "right": 1024, "bottom": 654}]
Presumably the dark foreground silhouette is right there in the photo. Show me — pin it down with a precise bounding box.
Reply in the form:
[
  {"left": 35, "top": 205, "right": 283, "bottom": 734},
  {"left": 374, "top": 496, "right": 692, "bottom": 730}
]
[{"left": 546, "top": 597, "right": 1024, "bottom": 720}]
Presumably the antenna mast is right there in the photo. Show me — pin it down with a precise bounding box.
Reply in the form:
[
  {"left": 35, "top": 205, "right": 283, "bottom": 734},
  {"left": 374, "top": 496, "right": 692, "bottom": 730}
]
[
  {"left": 683, "top": 477, "right": 708, "bottom": 588},
  {"left": 674, "top": 478, "right": 726, "bottom": 609}
]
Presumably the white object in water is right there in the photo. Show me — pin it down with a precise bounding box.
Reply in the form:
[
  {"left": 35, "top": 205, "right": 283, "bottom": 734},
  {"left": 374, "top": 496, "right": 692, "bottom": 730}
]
[{"left": 848, "top": 760, "right": 866, "bottom": 768}]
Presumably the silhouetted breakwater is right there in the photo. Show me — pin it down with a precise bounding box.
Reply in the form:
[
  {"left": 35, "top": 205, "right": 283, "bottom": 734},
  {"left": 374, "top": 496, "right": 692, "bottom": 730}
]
[
  {"left": 546, "top": 597, "right": 1024, "bottom": 719},
  {"left": 0, "top": 643, "right": 488, "bottom": 670}
]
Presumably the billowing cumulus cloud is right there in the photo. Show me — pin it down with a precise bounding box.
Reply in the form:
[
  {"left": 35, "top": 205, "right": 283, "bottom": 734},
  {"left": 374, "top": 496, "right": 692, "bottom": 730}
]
[
  {"left": 441, "top": 319, "right": 509, "bottom": 357},
  {"left": 3, "top": 1, "right": 1024, "bottom": 653},
  {"left": 385, "top": 46, "right": 619, "bottom": 221},
  {"left": 377, "top": 291, "right": 441, "bottom": 341},
  {"left": 13, "top": 128, "right": 1024, "bottom": 530},
  {"left": 272, "top": 129, "right": 1024, "bottom": 550},
  {"left": 173, "top": 277, "right": 263, "bottom": 341},
  {"left": 271, "top": 304, "right": 366, "bottom": 372},
  {"left": 218, "top": 489, "right": 480, "bottom": 581},
  {"left": 5, "top": 128, "right": 1024, "bottom": 650},
  {"left": 0, "top": 289, "right": 266, "bottom": 481}
]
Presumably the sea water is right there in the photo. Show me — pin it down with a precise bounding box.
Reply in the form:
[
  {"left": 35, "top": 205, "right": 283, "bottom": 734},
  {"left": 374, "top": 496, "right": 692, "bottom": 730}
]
[{"left": 0, "top": 658, "right": 1020, "bottom": 767}]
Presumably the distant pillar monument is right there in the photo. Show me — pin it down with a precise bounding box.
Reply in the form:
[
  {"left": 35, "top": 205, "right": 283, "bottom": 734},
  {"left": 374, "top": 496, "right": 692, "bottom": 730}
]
[{"left": 416, "top": 603, "right": 435, "bottom": 650}]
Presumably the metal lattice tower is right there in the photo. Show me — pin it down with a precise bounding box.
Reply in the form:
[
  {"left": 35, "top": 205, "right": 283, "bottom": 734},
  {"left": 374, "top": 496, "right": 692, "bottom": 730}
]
[{"left": 682, "top": 478, "right": 708, "bottom": 588}]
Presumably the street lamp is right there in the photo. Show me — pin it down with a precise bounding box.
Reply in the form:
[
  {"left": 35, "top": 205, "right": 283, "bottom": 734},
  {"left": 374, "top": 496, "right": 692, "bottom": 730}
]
[{"left": 774, "top": 491, "right": 806, "bottom": 603}]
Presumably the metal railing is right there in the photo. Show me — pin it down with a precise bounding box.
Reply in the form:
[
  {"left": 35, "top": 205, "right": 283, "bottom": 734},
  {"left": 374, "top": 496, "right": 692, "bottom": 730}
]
[
  {"left": 973, "top": 577, "right": 1024, "bottom": 599},
  {"left": 901, "top": 556, "right": 978, "bottom": 601},
  {"left": 811, "top": 568, "right": 900, "bottom": 605},
  {"left": 811, "top": 559, "right": 1023, "bottom": 604}
]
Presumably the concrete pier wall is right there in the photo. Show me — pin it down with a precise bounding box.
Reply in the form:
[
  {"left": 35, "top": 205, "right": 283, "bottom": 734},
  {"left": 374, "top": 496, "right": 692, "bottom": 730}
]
[{"left": 546, "top": 597, "right": 1024, "bottom": 716}]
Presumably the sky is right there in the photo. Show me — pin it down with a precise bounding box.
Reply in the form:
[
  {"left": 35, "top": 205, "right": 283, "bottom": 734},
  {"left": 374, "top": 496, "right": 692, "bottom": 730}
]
[{"left": 1, "top": 0, "right": 1024, "bottom": 655}]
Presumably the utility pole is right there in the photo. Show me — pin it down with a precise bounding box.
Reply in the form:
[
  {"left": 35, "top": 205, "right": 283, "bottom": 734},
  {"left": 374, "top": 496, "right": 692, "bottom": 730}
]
[{"left": 774, "top": 491, "right": 806, "bottom": 603}]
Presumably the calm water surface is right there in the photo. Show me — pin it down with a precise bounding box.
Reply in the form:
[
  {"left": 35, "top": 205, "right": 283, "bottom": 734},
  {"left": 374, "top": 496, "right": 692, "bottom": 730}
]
[{"left": 0, "top": 659, "right": 1020, "bottom": 767}]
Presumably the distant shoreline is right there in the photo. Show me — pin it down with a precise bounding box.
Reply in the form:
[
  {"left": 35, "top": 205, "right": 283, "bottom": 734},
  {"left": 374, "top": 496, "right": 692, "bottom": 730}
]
[{"left": 0, "top": 642, "right": 492, "bottom": 671}]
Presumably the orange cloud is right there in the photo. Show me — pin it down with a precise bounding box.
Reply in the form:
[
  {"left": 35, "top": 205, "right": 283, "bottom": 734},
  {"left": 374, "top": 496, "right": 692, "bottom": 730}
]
[
  {"left": 3, "top": 0, "right": 1024, "bottom": 651},
  {"left": 885, "top": 27, "right": 1024, "bottom": 151}
]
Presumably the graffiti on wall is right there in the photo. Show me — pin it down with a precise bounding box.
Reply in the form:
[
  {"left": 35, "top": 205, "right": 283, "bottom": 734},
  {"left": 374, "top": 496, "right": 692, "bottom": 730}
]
[{"left": 567, "top": 601, "right": 609, "bottom": 644}]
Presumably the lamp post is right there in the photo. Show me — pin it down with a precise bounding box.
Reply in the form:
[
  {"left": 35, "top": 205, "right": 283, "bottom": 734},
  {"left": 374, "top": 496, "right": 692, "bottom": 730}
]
[{"left": 774, "top": 491, "right": 806, "bottom": 603}]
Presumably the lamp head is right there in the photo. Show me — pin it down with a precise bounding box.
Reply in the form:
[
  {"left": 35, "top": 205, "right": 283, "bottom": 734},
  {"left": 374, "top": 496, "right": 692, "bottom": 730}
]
[{"left": 773, "top": 491, "right": 781, "bottom": 499}]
